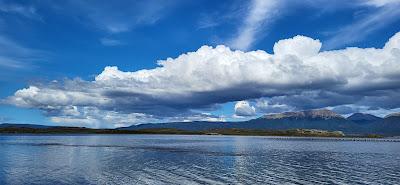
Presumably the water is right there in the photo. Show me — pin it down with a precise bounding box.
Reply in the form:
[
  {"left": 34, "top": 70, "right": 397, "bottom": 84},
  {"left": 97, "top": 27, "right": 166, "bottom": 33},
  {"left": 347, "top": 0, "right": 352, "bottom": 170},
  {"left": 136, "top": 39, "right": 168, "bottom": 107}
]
[{"left": 0, "top": 135, "right": 399, "bottom": 185}]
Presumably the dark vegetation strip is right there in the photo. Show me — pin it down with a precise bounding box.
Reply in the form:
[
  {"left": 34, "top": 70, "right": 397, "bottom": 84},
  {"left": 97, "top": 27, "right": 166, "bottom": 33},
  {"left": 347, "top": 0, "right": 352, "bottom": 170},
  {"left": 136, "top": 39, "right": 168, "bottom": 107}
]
[{"left": 0, "top": 127, "right": 385, "bottom": 138}]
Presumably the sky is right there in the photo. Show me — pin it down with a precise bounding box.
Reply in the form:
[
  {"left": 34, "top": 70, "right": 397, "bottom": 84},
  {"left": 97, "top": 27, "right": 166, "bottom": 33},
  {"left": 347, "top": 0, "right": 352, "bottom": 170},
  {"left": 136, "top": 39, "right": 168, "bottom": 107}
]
[{"left": 0, "top": 0, "right": 400, "bottom": 128}]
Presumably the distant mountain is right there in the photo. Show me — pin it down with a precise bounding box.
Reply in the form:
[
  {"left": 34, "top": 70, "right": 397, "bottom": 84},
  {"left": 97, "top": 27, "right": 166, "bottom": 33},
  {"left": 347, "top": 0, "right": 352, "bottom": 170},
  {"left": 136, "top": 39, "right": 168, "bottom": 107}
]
[
  {"left": 121, "top": 110, "right": 400, "bottom": 136},
  {"left": 119, "top": 121, "right": 233, "bottom": 131},
  {"left": 347, "top": 113, "right": 383, "bottom": 124},
  {"left": 376, "top": 113, "right": 400, "bottom": 135},
  {"left": 246, "top": 109, "right": 356, "bottom": 132},
  {"left": 384, "top": 112, "right": 400, "bottom": 118},
  {"left": 3, "top": 110, "right": 399, "bottom": 136},
  {"left": 0, "top": 123, "right": 53, "bottom": 129},
  {"left": 263, "top": 109, "right": 344, "bottom": 120},
  {"left": 122, "top": 109, "right": 357, "bottom": 133}
]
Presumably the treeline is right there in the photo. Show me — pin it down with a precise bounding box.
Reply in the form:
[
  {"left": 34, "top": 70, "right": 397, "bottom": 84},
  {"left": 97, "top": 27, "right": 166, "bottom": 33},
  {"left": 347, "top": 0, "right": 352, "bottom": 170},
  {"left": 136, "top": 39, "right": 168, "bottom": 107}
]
[{"left": 0, "top": 127, "right": 351, "bottom": 137}]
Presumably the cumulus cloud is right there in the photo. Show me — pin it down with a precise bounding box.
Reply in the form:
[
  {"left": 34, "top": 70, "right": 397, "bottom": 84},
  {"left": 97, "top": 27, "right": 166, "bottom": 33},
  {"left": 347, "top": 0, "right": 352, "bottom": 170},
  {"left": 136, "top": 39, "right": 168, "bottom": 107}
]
[
  {"left": 49, "top": 107, "right": 225, "bottom": 128},
  {"left": 234, "top": 101, "right": 256, "bottom": 117},
  {"left": 49, "top": 106, "right": 156, "bottom": 128},
  {"left": 5, "top": 31, "right": 400, "bottom": 127}
]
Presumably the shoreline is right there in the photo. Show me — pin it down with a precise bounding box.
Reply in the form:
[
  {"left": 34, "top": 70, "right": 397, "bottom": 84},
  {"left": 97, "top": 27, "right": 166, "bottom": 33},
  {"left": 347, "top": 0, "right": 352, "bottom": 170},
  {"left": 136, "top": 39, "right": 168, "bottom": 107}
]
[
  {"left": 0, "top": 133, "right": 399, "bottom": 142},
  {"left": 0, "top": 128, "right": 397, "bottom": 140}
]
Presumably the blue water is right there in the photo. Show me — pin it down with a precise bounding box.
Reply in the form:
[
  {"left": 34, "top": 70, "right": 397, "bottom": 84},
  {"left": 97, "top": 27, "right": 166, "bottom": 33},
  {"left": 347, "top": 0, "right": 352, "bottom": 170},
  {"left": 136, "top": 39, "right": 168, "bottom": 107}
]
[{"left": 0, "top": 135, "right": 399, "bottom": 185}]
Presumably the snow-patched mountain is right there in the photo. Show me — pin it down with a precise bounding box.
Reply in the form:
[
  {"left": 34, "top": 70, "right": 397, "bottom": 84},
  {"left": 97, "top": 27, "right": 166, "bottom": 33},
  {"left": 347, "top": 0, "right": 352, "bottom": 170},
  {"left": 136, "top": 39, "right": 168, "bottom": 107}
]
[
  {"left": 263, "top": 109, "right": 344, "bottom": 120},
  {"left": 384, "top": 112, "right": 400, "bottom": 118},
  {"left": 120, "top": 110, "right": 400, "bottom": 136}
]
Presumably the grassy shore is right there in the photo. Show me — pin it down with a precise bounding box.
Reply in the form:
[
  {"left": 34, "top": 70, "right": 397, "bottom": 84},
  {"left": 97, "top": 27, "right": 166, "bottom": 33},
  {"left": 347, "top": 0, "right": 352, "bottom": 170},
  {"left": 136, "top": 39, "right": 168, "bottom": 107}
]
[
  {"left": 205, "top": 128, "right": 345, "bottom": 137},
  {"left": 0, "top": 127, "right": 198, "bottom": 135}
]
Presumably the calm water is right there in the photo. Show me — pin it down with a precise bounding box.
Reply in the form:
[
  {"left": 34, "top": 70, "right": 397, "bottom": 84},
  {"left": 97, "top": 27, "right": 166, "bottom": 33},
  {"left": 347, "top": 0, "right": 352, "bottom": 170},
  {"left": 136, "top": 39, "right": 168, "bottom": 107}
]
[{"left": 0, "top": 135, "right": 399, "bottom": 185}]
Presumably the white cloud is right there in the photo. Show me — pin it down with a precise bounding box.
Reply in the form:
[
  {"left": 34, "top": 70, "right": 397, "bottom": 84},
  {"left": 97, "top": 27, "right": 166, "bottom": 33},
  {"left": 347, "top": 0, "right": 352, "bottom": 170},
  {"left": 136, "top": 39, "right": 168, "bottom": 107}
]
[
  {"left": 364, "top": 0, "right": 400, "bottom": 7},
  {"left": 0, "top": 3, "right": 46, "bottom": 70},
  {"left": 324, "top": 1, "right": 400, "bottom": 49},
  {"left": 226, "top": 0, "right": 400, "bottom": 50},
  {"left": 0, "top": 35, "right": 45, "bottom": 69},
  {"left": 228, "top": 0, "right": 279, "bottom": 50},
  {"left": 100, "top": 38, "right": 123, "bottom": 46},
  {"left": 49, "top": 108, "right": 225, "bottom": 128},
  {"left": 197, "top": 15, "right": 219, "bottom": 29},
  {"left": 5, "top": 31, "right": 400, "bottom": 127},
  {"left": 56, "top": 0, "right": 178, "bottom": 34},
  {"left": 177, "top": 113, "right": 226, "bottom": 123},
  {"left": 234, "top": 101, "right": 256, "bottom": 117},
  {"left": 0, "top": 116, "right": 10, "bottom": 122},
  {"left": 255, "top": 99, "right": 294, "bottom": 114},
  {"left": 0, "top": 56, "right": 25, "bottom": 69},
  {"left": 274, "top": 36, "right": 322, "bottom": 59},
  {"left": 330, "top": 104, "right": 400, "bottom": 117},
  {"left": 49, "top": 107, "right": 156, "bottom": 128},
  {"left": 0, "top": 2, "right": 42, "bottom": 21}
]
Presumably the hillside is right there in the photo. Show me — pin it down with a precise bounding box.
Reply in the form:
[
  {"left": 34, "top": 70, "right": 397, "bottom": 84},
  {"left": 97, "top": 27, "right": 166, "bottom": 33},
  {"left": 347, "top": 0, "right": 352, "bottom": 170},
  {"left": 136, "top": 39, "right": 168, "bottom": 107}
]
[
  {"left": 122, "top": 109, "right": 400, "bottom": 136},
  {"left": 347, "top": 113, "right": 383, "bottom": 124},
  {"left": 2, "top": 109, "right": 399, "bottom": 136}
]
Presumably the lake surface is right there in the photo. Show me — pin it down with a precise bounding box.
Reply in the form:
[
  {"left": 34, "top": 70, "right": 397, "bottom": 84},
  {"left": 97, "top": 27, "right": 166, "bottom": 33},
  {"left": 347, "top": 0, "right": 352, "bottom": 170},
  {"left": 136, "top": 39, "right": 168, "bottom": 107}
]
[{"left": 0, "top": 135, "right": 399, "bottom": 185}]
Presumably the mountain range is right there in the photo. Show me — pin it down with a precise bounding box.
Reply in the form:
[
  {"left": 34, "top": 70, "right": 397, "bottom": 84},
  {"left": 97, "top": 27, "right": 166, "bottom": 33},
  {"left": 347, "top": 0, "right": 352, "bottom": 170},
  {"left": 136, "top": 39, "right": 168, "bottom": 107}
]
[
  {"left": 1, "top": 109, "right": 399, "bottom": 136},
  {"left": 120, "top": 109, "right": 400, "bottom": 136}
]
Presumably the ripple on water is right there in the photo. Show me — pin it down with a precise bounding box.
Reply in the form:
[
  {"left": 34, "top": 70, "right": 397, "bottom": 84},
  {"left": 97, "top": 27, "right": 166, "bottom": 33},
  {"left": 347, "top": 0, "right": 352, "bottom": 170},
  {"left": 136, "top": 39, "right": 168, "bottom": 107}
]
[{"left": 0, "top": 135, "right": 399, "bottom": 184}]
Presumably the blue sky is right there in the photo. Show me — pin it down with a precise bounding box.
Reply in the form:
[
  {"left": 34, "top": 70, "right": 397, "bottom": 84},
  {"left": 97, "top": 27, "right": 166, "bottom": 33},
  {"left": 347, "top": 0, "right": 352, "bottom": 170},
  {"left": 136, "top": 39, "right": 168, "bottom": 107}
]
[{"left": 0, "top": 0, "right": 400, "bottom": 128}]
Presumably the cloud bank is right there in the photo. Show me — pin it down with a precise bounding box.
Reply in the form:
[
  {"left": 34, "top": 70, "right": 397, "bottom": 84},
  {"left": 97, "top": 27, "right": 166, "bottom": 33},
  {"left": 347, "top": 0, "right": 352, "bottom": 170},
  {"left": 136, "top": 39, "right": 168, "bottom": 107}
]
[{"left": 5, "top": 32, "right": 400, "bottom": 127}]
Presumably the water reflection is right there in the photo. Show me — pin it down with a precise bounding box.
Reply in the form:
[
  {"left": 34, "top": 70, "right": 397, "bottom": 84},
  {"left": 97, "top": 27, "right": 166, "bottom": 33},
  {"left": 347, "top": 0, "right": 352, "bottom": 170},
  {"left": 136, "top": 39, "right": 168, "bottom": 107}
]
[{"left": 0, "top": 135, "right": 399, "bottom": 184}]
